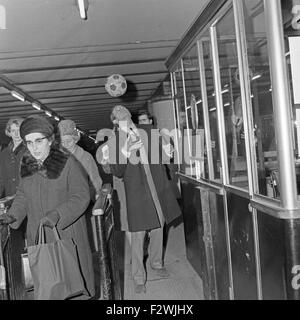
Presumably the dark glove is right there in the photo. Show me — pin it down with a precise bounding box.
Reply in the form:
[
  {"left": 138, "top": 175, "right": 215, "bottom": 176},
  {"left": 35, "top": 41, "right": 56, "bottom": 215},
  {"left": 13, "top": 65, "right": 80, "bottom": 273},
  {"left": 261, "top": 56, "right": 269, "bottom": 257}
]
[
  {"left": 0, "top": 213, "right": 16, "bottom": 225},
  {"left": 40, "top": 210, "right": 60, "bottom": 229}
]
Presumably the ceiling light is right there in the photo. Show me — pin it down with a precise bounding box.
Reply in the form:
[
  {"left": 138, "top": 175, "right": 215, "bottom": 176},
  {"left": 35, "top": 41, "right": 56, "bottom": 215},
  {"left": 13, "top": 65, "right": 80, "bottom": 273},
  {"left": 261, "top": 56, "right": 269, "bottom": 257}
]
[
  {"left": 251, "top": 74, "right": 262, "bottom": 81},
  {"left": 11, "top": 90, "right": 25, "bottom": 102},
  {"left": 54, "top": 116, "right": 60, "bottom": 121},
  {"left": 32, "top": 102, "right": 41, "bottom": 110},
  {"left": 45, "top": 111, "right": 52, "bottom": 117},
  {"left": 77, "top": 0, "right": 88, "bottom": 20}
]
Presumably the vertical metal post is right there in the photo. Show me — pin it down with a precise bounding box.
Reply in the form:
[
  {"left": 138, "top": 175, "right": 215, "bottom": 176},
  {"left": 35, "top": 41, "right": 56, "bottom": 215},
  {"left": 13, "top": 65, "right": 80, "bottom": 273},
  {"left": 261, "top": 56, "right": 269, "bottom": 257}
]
[
  {"left": 93, "top": 213, "right": 112, "bottom": 300},
  {"left": 233, "top": 0, "right": 263, "bottom": 299},
  {"left": 210, "top": 25, "right": 229, "bottom": 185},
  {"left": 264, "top": 0, "right": 297, "bottom": 209},
  {"left": 198, "top": 40, "right": 214, "bottom": 180},
  {"left": 284, "top": 218, "right": 300, "bottom": 300},
  {"left": 181, "top": 59, "right": 193, "bottom": 170},
  {"left": 171, "top": 71, "right": 181, "bottom": 173}
]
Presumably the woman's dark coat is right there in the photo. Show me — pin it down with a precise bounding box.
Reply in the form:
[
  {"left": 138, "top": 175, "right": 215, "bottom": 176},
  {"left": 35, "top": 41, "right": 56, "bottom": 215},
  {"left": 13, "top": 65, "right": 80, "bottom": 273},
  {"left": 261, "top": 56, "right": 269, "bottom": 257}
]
[
  {"left": 9, "top": 147, "right": 95, "bottom": 298},
  {"left": 109, "top": 124, "right": 181, "bottom": 232}
]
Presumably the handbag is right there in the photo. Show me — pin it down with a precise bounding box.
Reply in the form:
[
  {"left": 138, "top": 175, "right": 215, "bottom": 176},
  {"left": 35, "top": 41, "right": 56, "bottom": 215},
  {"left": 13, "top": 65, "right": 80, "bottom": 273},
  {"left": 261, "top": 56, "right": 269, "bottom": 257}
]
[{"left": 28, "top": 223, "right": 87, "bottom": 300}]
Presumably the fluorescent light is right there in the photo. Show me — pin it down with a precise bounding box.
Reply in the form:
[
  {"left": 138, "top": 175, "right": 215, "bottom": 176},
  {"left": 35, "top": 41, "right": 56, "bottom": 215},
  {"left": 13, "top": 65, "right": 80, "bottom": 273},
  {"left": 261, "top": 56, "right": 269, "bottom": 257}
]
[
  {"left": 209, "top": 108, "right": 216, "bottom": 112},
  {"left": 221, "top": 89, "right": 229, "bottom": 94},
  {"left": 54, "top": 116, "right": 60, "bottom": 121},
  {"left": 11, "top": 90, "right": 25, "bottom": 102},
  {"left": 251, "top": 74, "right": 262, "bottom": 81},
  {"left": 224, "top": 103, "right": 231, "bottom": 107},
  {"left": 196, "top": 100, "right": 202, "bottom": 104},
  {"left": 45, "top": 111, "right": 52, "bottom": 117},
  {"left": 32, "top": 102, "right": 41, "bottom": 110},
  {"left": 77, "top": 0, "right": 87, "bottom": 20}
]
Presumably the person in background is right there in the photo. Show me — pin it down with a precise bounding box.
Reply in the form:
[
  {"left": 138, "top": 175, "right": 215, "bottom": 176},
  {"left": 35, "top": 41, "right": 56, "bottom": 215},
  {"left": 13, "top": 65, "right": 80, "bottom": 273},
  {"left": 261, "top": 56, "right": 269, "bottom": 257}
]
[
  {"left": 137, "top": 109, "right": 153, "bottom": 125},
  {"left": 0, "top": 117, "right": 28, "bottom": 300},
  {"left": 103, "top": 105, "right": 181, "bottom": 294},
  {"left": 0, "top": 117, "right": 26, "bottom": 198},
  {"left": 58, "top": 119, "right": 102, "bottom": 200},
  {"left": 0, "top": 115, "right": 95, "bottom": 299}
]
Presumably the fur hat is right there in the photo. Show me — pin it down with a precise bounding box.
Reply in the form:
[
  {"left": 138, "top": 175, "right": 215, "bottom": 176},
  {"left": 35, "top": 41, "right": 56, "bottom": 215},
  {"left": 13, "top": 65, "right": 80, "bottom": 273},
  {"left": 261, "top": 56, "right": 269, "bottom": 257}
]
[
  {"left": 20, "top": 116, "right": 54, "bottom": 140},
  {"left": 58, "top": 119, "right": 79, "bottom": 137}
]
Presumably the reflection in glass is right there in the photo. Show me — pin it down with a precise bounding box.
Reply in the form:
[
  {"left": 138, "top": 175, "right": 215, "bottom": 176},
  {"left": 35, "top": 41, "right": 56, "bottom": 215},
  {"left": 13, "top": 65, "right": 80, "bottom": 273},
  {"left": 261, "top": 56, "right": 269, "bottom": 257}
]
[
  {"left": 216, "top": 7, "right": 249, "bottom": 190},
  {"left": 182, "top": 44, "right": 208, "bottom": 179},
  {"left": 281, "top": 0, "right": 300, "bottom": 197},
  {"left": 202, "top": 36, "right": 221, "bottom": 182},
  {"left": 173, "top": 62, "right": 188, "bottom": 173},
  {"left": 243, "top": 0, "right": 279, "bottom": 198}
]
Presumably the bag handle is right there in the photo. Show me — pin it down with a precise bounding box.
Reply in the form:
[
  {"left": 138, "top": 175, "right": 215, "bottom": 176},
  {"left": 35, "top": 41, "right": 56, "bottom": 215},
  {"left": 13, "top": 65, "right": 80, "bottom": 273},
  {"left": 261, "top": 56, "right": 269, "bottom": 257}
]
[{"left": 36, "top": 223, "right": 61, "bottom": 244}]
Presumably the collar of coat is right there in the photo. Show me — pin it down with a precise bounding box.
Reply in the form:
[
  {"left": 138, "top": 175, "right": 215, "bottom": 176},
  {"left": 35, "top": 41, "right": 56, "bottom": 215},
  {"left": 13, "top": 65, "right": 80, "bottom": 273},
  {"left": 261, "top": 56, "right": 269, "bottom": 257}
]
[{"left": 20, "top": 147, "right": 70, "bottom": 179}]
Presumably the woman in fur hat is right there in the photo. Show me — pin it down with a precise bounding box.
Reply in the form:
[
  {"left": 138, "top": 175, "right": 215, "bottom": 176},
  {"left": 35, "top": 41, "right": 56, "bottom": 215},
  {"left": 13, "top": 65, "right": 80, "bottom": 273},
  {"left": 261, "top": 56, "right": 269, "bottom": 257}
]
[{"left": 0, "top": 115, "right": 95, "bottom": 299}]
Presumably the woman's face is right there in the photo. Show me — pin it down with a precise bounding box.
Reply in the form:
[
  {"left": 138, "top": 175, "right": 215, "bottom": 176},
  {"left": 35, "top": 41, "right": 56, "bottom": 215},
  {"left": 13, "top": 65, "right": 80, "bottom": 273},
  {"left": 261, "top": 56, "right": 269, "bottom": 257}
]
[
  {"left": 9, "top": 123, "right": 22, "bottom": 144},
  {"left": 24, "top": 132, "right": 52, "bottom": 161}
]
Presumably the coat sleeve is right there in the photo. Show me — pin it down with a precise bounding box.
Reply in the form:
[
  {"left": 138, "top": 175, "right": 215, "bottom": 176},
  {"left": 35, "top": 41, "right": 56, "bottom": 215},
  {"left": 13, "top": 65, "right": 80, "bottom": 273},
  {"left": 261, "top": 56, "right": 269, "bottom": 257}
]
[
  {"left": 8, "top": 180, "right": 28, "bottom": 229},
  {"left": 55, "top": 158, "right": 91, "bottom": 229},
  {"left": 109, "top": 163, "right": 127, "bottom": 178}
]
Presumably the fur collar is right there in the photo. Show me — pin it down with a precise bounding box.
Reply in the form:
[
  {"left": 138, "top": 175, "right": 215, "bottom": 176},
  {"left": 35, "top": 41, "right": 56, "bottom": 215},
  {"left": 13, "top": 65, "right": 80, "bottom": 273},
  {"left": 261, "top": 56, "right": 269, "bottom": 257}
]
[{"left": 20, "top": 147, "right": 70, "bottom": 179}]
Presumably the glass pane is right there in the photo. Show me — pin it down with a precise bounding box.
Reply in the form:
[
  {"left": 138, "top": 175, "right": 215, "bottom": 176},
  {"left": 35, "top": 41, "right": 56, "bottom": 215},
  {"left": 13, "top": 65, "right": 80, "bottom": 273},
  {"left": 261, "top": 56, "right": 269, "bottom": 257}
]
[
  {"left": 182, "top": 44, "right": 208, "bottom": 179},
  {"left": 202, "top": 35, "right": 222, "bottom": 182},
  {"left": 172, "top": 61, "right": 188, "bottom": 174},
  {"left": 216, "top": 7, "right": 249, "bottom": 190},
  {"left": 281, "top": 0, "right": 300, "bottom": 197},
  {"left": 243, "top": 0, "right": 279, "bottom": 198}
]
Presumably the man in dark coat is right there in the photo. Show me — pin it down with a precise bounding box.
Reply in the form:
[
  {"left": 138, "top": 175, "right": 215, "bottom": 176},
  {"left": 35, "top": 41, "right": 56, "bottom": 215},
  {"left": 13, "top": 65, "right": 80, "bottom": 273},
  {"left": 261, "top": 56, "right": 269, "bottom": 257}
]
[{"left": 99, "top": 105, "right": 181, "bottom": 294}]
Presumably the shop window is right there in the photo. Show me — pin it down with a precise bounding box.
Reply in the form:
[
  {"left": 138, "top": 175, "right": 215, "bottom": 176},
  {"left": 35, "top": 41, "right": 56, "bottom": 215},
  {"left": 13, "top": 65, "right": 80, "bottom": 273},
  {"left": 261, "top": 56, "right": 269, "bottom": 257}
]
[
  {"left": 281, "top": 0, "right": 300, "bottom": 197},
  {"left": 242, "top": 0, "right": 279, "bottom": 198},
  {"left": 215, "top": 6, "right": 249, "bottom": 190},
  {"left": 182, "top": 44, "right": 207, "bottom": 179},
  {"left": 202, "top": 34, "right": 222, "bottom": 182}
]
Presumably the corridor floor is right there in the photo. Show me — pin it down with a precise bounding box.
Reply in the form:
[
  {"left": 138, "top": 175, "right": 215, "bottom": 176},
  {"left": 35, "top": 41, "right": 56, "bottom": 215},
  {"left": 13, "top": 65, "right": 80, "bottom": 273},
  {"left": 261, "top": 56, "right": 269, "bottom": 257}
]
[{"left": 115, "top": 220, "right": 204, "bottom": 300}]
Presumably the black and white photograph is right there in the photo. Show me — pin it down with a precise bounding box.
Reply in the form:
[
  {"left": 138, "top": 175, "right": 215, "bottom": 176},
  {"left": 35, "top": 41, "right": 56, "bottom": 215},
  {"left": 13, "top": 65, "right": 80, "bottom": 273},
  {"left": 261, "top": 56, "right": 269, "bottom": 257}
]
[{"left": 0, "top": 0, "right": 299, "bottom": 307}]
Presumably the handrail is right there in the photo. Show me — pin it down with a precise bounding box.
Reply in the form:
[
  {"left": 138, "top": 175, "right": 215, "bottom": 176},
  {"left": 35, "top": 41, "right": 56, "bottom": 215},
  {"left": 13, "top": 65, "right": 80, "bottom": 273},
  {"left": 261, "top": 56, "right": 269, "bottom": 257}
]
[{"left": 92, "top": 183, "right": 121, "bottom": 300}]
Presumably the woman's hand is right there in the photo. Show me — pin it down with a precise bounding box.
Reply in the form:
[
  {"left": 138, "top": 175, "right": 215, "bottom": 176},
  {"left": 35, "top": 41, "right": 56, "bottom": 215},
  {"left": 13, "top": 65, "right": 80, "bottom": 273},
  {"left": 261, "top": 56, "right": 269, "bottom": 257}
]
[
  {"left": 0, "top": 213, "right": 16, "bottom": 225},
  {"left": 40, "top": 210, "right": 60, "bottom": 228}
]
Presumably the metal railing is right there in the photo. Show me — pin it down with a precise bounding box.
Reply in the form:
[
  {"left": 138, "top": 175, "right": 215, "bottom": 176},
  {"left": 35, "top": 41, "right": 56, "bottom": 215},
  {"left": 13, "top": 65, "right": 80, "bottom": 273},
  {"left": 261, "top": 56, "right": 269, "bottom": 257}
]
[{"left": 92, "top": 183, "right": 122, "bottom": 300}]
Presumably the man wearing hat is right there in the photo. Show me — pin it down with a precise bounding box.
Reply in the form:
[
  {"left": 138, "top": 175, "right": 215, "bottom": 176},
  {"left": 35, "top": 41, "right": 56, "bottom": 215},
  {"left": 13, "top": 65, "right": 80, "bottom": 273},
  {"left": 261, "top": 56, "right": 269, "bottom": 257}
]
[
  {"left": 58, "top": 119, "right": 102, "bottom": 200},
  {"left": 101, "top": 105, "right": 181, "bottom": 294}
]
